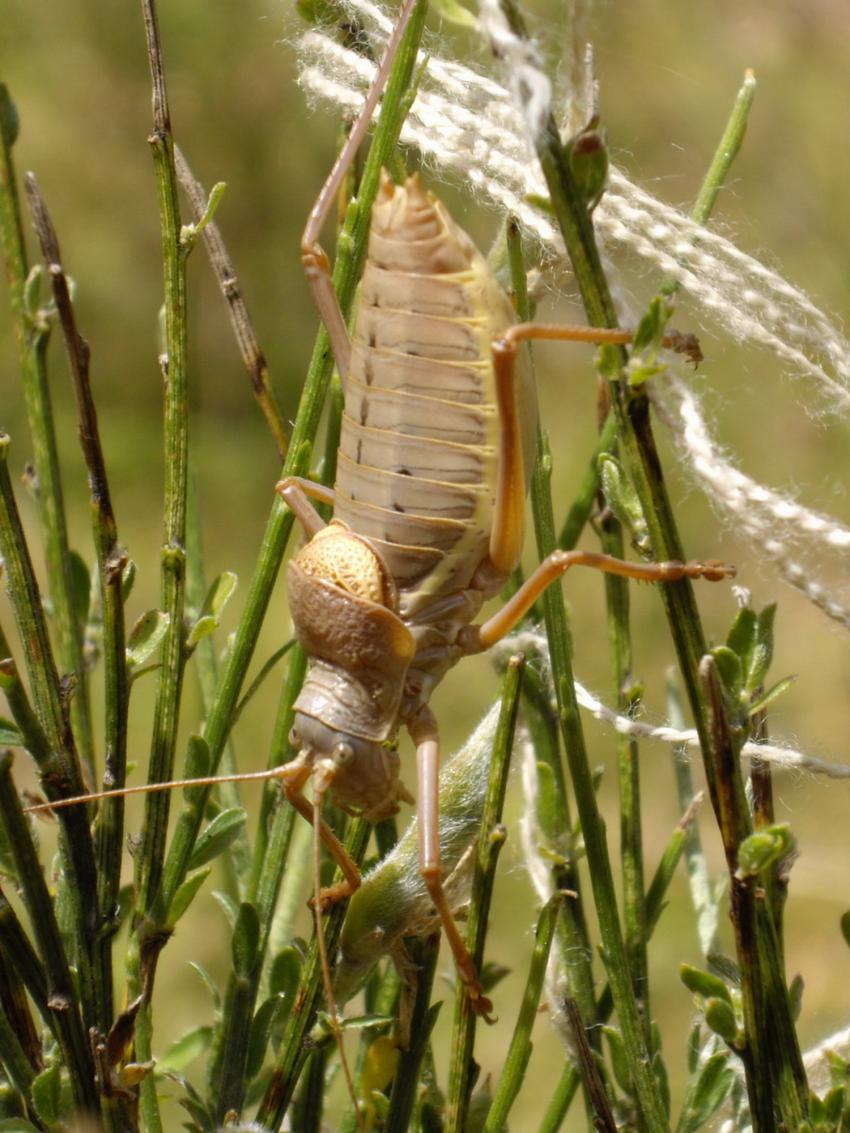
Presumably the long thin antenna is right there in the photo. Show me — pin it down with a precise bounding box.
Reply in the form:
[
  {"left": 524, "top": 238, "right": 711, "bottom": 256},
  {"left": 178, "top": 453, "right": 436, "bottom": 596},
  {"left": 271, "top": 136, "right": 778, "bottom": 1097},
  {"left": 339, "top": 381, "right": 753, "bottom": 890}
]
[{"left": 23, "top": 767, "right": 286, "bottom": 815}]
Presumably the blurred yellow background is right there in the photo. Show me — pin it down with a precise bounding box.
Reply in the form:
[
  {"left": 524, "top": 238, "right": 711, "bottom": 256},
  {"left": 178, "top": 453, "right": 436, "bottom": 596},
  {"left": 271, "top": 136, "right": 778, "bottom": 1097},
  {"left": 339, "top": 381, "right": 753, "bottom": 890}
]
[{"left": 2, "top": 0, "right": 850, "bottom": 1127}]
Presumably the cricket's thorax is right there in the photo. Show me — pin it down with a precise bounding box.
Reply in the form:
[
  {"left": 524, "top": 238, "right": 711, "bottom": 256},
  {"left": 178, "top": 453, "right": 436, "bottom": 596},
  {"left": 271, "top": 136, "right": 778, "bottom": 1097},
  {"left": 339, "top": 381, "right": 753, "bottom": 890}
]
[
  {"left": 288, "top": 524, "right": 416, "bottom": 816},
  {"left": 288, "top": 525, "right": 413, "bottom": 742}
]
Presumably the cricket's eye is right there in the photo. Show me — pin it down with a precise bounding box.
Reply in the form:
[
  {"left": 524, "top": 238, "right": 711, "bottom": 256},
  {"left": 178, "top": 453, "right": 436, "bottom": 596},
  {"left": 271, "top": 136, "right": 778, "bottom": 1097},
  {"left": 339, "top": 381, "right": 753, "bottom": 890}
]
[
  {"left": 335, "top": 741, "right": 355, "bottom": 765},
  {"left": 288, "top": 726, "right": 300, "bottom": 750}
]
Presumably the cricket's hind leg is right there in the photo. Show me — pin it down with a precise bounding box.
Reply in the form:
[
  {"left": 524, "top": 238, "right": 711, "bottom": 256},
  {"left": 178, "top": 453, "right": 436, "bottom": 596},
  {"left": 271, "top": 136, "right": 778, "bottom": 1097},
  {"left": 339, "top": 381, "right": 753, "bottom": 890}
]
[
  {"left": 409, "top": 707, "right": 495, "bottom": 1021},
  {"left": 300, "top": 0, "right": 422, "bottom": 383}
]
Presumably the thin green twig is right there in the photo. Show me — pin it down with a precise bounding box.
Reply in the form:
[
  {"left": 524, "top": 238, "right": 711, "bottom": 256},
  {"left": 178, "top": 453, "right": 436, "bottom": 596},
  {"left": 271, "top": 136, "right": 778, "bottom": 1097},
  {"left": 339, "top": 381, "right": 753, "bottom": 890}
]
[
  {"left": 482, "top": 894, "right": 563, "bottom": 1133},
  {"left": 25, "top": 173, "right": 129, "bottom": 1046},
  {"left": 137, "top": 0, "right": 192, "bottom": 920},
  {"left": 0, "top": 752, "right": 97, "bottom": 1114},
  {"left": 0, "top": 84, "right": 96, "bottom": 782},
  {"left": 445, "top": 655, "right": 524, "bottom": 1133},
  {"left": 174, "top": 144, "right": 289, "bottom": 461}
]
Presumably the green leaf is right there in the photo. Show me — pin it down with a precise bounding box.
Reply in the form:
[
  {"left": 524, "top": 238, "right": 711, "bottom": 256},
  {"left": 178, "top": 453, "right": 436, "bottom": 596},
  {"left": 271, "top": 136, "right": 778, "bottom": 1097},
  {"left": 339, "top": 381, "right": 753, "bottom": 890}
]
[
  {"left": 428, "top": 0, "right": 477, "bottom": 27},
  {"left": 67, "top": 550, "right": 90, "bottom": 634},
  {"left": 726, "top": 606, "right": 757, "bottom": 664},
  {"left": 566, "top": 129, "right": 609, "bottom": 210},
  {"left": 676, "top": 1051, "right": 734, "bottom": 1133},
  {"left": 680, "top": 964, "right": 732, "bottom": 1005},
  {"left": 211, "top": 890, "right": 239, "bottom": 930},
  {"left": 706, "top": 952, "right": 740, "bottom": 986},
  {"left": 187, "top": 808, "right": 246, "bottom": 870},
  {"left": 232, "top": 902, "right": 260, "bottom": 978},
  {"left": 182, "top": 734, "right": 211, "bottom": 806},
  {"left": 0, "top": 718, "right": 22, "bottom": 746},
  {"left": 269, "top": 946, "right": 302, "bottom": 1000},
  {"left": 122, "top": 558, "right": 137, "bottom": 601},
  {"left": 167, "top": 868, "right": 211, "bottom": 928},
  {"left": 839, "top": 910, "right": 850, "bottom": 950},
  {"left": 747, "top": 675, "right": 796, "bottom": 717},
  {"left": 735, "top": 824, "right": 795, "bottom": 879},
  {"left": 631, "top": 295, "right": 670, "bottom": 356},
  {"left": 788, "top": 973, "right": 804, "bottom": 1021},
  {"left": 748, "top": 604, "right": 777, "bottom": 689},
  {"left": 603, "top": 1025, "right": 631, "bottom": 1095},
  {"left": 246, "top": 994, "right": 287, "bottom": 1081},
  {"left": 710, "top": 646, "right": 742, "bottom": 697},
  {"left": 30, "top": 1064, "right": 61, "bottom": 1125},
  {"left": 823, "top": 1084, "right": 845, "bottom": 1128},
  {"left": 0, "top": 84, "right": 21, "bottom": 147},
  {"left": 599, "top": 453, "right": 649, "bottom": 550},
  {"left": 704, "top": 997, "right": 739, "bottom": 1046},
  {"left": 158, "top": 1025, "right": 213, "bottom": 1073},
  {"left": 0, "top": 1121, "right": 41, "bottom": 1132},
  {"left": 650, "top": 1022, "right": 670, "bottom": 1119},
  {"left": 126, "top": 609, "right": 170, "bottom": 671},
  {"left": 187, "top": 571, "right": 238, "bottom": 647},
  {"left": 188, "top": 962, "right": 221, "bottom": 1014}
]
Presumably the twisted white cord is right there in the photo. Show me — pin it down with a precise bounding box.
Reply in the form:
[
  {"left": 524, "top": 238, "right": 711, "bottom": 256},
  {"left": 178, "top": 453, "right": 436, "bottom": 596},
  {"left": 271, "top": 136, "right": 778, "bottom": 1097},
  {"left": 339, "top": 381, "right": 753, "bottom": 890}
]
[
  {"left": 296, "top": 2, "right": 850, "bottom": 628},
  {"left": 495, "top": 629, "right": 850, "bottom": 780}
]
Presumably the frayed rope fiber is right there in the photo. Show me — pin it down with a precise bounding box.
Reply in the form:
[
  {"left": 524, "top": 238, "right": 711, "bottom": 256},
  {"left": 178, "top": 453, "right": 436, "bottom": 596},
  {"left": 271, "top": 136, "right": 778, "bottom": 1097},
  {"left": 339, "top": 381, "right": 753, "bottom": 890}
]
[{"left": 296, "top": 0, "right": 850, "bottom": 629}]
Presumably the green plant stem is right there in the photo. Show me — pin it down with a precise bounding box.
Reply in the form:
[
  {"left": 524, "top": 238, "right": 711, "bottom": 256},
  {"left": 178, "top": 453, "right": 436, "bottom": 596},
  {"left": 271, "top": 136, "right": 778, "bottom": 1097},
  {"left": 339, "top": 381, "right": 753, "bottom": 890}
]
[
  {"left": 0, "top": 946, "right": 40, "bottom": 1075},
  {"left": 137, "top": 0, "right": 192, "bottom": 920},
  {"left": 0, "top": 884, "right": 53, "bottom": 1037},
  {"left": 504, "top": 220, "right": 599, "bottom": 1060},
  {"left": 25, "top": 174, "right": 128, "bottom": 1043},
  {"left": 256, "top": 820, "right": 370, "bottom": 1129},
  {"left": 700, "top": 659, "right": 807, "bottom": 1132},
  {"left": 0, "top": 85, "right": 96, "bottom": 784},
  {"left": 185, "top": 472, "right": 252, "bottom": 897},
  {"left": 0, "top": 752, "right": 97, "bottom": 1114},
  {"left": 482, "top": 894, "right": 562, "bottom": 1133},
  {"left": 445, "top": 657, "right": 523, "bottom": 1133},
  {"left": 666, "top": 677, "right": 719, "bottom": 957},
  {"left": 526, "top": 424, "right": 668, "bottom": 1127},
  {"left": 174, "top": 144, "right": 289, "bottom": 461},
  {"left": 0, "top": 437, "right": 103, "bottom": 1045},
  {"left": 597, "top": 432, "right": 648, "bottom": 1030},
  {"left": 558, "top": 411, "right": 618, "bottom": 550},
  {"left": 0, "top": 648, "right": 52, "bottom": 768},
  {"left": 0, "top": 997, "right": 37, "bottom": 1110},
  {"left": 538, "top": 800, "right": 697, "bottom": 1133},
  {"left": 661, "top": 70, "right": 757, "bottom": 298},
  {"left": 384, "top": 934, "right": 441, "bottom": 1133},
  {"left": 292, "top": 1047, "right": 328, "bottom": 1133}
]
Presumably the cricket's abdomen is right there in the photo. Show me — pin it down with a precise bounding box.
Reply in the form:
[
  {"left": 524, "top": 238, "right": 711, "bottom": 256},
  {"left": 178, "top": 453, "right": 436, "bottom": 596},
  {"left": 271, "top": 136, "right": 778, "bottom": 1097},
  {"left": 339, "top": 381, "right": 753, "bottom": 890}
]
[{"left": 333, "top": 173, "right": 517, "bottom": 623}]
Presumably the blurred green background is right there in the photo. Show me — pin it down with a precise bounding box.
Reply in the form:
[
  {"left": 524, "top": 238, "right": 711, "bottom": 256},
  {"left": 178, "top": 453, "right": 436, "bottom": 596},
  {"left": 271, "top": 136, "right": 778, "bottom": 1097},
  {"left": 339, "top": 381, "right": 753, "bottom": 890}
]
[{"left": 2, "top": 0, "right": 850, "bottom": 1126}]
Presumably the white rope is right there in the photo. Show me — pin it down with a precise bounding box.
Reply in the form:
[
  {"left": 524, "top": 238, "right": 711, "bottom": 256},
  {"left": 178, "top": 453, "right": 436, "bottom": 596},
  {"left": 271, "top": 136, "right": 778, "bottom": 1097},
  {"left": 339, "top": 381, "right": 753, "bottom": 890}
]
[
  {"left": 494, "top": 629, "right": 850, "bottom": 780},
  {"left": 295, "top": 2, "right": 850, "bottom": 629}
]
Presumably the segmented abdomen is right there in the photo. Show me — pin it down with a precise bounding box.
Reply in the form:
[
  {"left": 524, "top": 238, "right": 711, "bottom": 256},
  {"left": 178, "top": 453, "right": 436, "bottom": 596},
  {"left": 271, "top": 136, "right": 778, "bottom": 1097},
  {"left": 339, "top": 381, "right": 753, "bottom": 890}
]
[{"left": 333, "top": 173, "right": 516, "bottom": 618}]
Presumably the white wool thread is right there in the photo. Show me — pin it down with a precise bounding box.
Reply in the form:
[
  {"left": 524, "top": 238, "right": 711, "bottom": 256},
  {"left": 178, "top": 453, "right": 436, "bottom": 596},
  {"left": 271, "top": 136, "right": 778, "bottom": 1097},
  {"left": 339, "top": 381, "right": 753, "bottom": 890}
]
[
  {"left": 494, "top": 629, "right": 850, "bottom": 780},
  {"left": 295, "top": 0, "right": 850, "bottom": 627}
]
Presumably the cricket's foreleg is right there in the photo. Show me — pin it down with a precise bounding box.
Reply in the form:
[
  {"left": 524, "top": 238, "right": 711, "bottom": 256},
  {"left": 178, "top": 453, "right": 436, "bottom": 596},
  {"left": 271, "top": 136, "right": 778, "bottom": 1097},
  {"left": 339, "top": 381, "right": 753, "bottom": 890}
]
[
  {"left": 279, "top": 762, "right": 362, "bottom": 908},
  {"left": 410, "top": 709, "right": 494, "bottom": 1021},
  {"left": 275, "top": 475, "right": 336, "bottom": 538},
  {"left": 466, "top": 551, "right": 735, "bottom": 650}
]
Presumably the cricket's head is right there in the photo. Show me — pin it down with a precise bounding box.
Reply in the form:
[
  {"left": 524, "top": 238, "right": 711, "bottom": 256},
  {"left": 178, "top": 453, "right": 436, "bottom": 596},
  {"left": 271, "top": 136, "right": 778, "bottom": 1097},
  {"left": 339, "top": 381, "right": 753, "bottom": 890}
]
[{"left": 290, "top": 712, "right": 413, "bottom": 820}]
